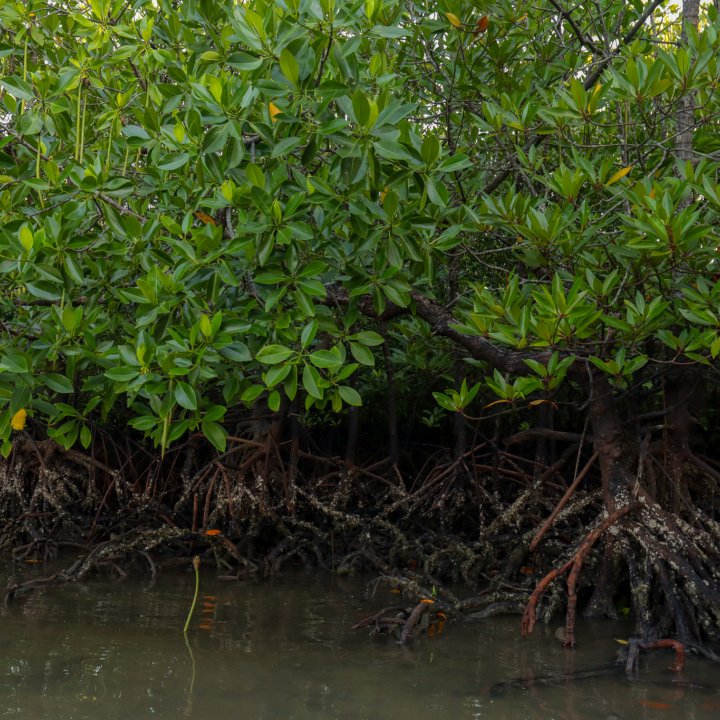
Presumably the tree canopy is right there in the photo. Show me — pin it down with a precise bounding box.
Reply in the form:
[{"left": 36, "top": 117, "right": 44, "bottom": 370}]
[{"left": 2, "top": 0, "right": 720, "bottom": 453}]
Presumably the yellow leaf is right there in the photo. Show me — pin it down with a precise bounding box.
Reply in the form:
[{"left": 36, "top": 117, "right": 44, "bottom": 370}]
[
  {"left": 11, "top": 408, "right": 27, "bottom": 431},
  {"left": 606, "top": 165, "right": 633, "bottom": 186},
  {"left": 614, "top": 638, "right": 629, "bottom": 645},
  {"left": 592, "top": 83, "right": 602, "bottom": 97},
  {"left": 484, "top": 399, "right": 512, "bottom": 408},
  {"left": 194, "top": 211, "right": 216, "bottom": 226},
  {"left": 445, "top": 12, "right": 462, "bottom": 28},
  {"left": 269, "top": 102, "right": 281, "bottom": 122}
]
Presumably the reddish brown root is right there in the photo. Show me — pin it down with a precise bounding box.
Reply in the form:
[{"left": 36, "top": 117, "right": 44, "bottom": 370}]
[
  {"left": 522, "top": 503, "right": 640, "bottom": 645},
  {"left": 625, "top": 638, "right": 686, "bottom": 674}
]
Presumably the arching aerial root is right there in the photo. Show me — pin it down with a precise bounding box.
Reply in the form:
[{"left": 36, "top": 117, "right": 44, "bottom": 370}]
[
  {"left": 521, "top": 503, "right": 640, "bottom": 647},
  {"left": 521, "top": 483, "right": 720, "bottom": 657}
]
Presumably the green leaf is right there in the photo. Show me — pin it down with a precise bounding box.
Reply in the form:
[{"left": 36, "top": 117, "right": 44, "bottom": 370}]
[
  {"left": 265, "top": 363, "right": 292, "bottom": 387},
  {"left": 130, "top": 415, "right": 158, "bottom": 431},
  {"left": 0, "top": 76, "right": 34, "bottom": 100},
  {"left": 374, "top": 140, "right": 415, "bottom": 162},
  {"left": 371, "top": 25, "right": 409, "bottom": 38},
  {"left": 64, "top": 256, "right": 84, "bottom": 283},
  {"left": 352, "top": 89, "right": 371, "bottom": 126},
  {"left": 202, "top": 420, "right": 228, "bottom": 453},
  {"left": 349, "top": 342, "right": 375, "bottom": 366},
  {"left": 301, "top": 320, "right": 318, "bottom": 349},
  {"left": 421, "top": 134, "right": 440, "bottom": 165},
  {"left": 256, "top": 344, "right": 294, "bottom": 364},
  {"left": 25, "top": 281, "right": 62, "bottom": 301},
  {"left": 433, "top": 391, "right": 457, "bottom": 412},
  {"left": 220, "top": 343, "right": 252, "bottom": 362},
  {"left": 355, "top": 331, "right": 384, "bottom": 346},
  {"left": 1, "top": 351, "right": 31, "bottom": 374},
  {"left": 19, "top": 224, "right": 34, "bottom": 252},
  {"left": 42, "top": 374, "right": 75, "bottom": 394},
  {"left": 309, "top": 349, "right": 342, "bottom": 369},
  {"left": 80, "top": 424, "right": 92, "bottom": 449},
  {"left": 246, "top": 163, "right": 265, "bottom": 188},
  {"left": 227, "top": 52, "right": 264, "bottom": 70},
  {"left": 174, "top": 381, "right": 198, "bottom": 411},
  {"left": 426, "top": 177, "right": 448, "bottom": 207},
  {"left": 279, "top": 48, "right": 300, "bottom": 87},
  {"left": 302, "top": 364, "right": 323, "bottom": 399},
  {"left": 199, "top": 314, "right": 212, "bottom": 338},
  {"left": 19, "top": 110, "right": 43, "bottom": 136},
  {"left": 157, "top": 153, "right": 190, "bottom": 171},
  {"left": 122, "top": 125, "right": 150, "bottom": 140},
  {"left": 437, "top": 153, "right": 473, "bottom": 172},
  {"left": 104, "top": 367, "right": 141, "bottom": 381},
  {"left": 271, "top": 136, "right": 302, "bottom": 157},
  {"left": 338, "top": 386, "right": 362, "bottom": 406},
  {"left": 241, "top": 384, "right": 266, "bottom": 404},
  {"left": 267, "top": 390, "right": 281, "bottom": 412}
]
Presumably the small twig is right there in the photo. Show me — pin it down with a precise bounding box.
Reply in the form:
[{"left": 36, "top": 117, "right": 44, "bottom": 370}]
[
  {"left": 96, "top": 193, "right": 147, "bottom": 222},
  {"left": 129, "top": 61, "right": 147, "bottom": 91},
  {"left": 315, "top": 26, "right": 333, "bottom": 86}
]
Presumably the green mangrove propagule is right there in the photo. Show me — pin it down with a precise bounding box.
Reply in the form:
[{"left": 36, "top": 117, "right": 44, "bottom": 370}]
[{"left": 183, "top": 556, "right": 201, "bottom": 635}]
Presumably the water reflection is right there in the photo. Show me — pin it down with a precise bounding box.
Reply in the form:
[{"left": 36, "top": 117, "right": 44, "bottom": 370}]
[{"left": 0, "top": 567, "right": 717, "bottom": 719}]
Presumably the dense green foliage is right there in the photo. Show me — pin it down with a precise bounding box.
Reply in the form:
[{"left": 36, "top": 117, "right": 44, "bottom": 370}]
[{"left": 2, "top": 0, "right": 720, "bottom": 457}]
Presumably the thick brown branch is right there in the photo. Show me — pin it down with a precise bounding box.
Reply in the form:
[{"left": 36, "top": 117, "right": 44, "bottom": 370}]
[{"left": 411, "top": 292, "right": 538, "bottom": 374}]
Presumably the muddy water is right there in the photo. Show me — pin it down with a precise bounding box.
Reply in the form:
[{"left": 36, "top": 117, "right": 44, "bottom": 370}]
[{"left": 0, "top": 567, "right": 718, "bottom": 719}]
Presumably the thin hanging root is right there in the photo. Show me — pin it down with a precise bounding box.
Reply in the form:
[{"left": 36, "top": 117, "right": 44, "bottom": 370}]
[
  {"left": 529, "top": 451, "right": 598, "bottom": 553},
  {"left": 522, "top": 502, "right": 639, "bottom": 643}
]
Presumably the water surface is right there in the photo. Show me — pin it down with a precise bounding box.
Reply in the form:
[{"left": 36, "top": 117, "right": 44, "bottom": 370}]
[{"left": 0, "top": 565, "right": 717, "bottom": 719}]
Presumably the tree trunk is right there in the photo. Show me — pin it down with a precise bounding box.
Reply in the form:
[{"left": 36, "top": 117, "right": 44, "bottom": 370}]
[
  {"left": 583, "top": 375, "right": 633, "bottom": 617},
  {"left": 661, "top": 369, "right": 697, "bottom": 511},
  {"left": 380, "top": 321, "right": 399, "bottom": 466},
  {"left": 677, "top": 1, "right": 699, "bottom": 172},
  {"left": 589, "top": 375, "right": 634, "bottom": 512}
]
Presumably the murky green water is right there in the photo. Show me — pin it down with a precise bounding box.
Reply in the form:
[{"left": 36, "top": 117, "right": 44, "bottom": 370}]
[{"left": 0, "top": 565, "right": 717, "bottom": 719}]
